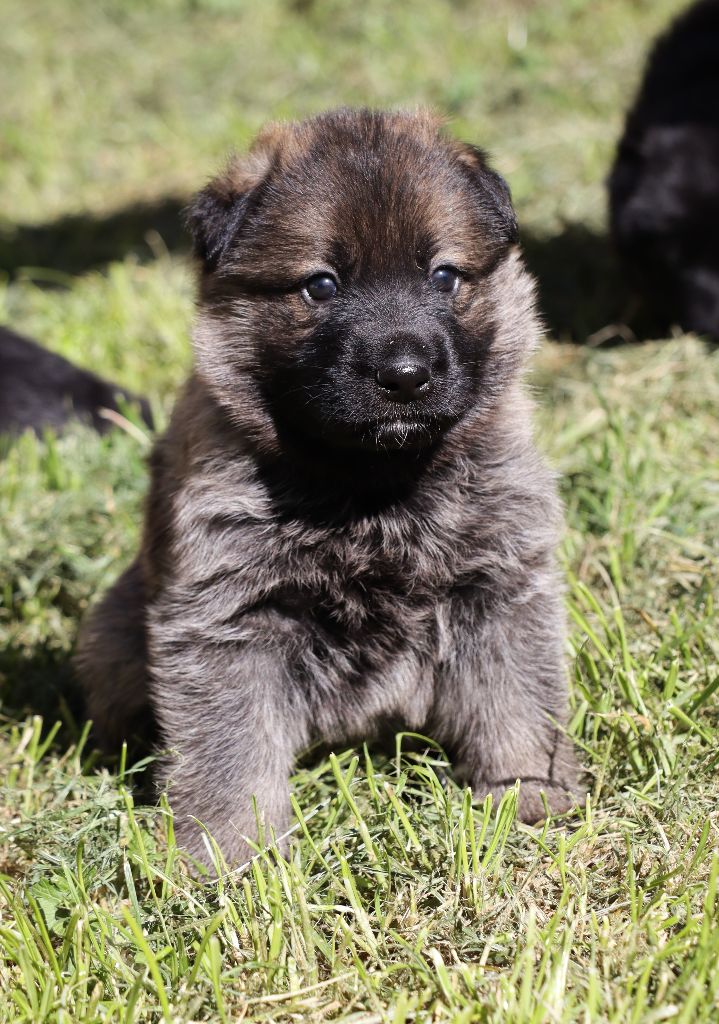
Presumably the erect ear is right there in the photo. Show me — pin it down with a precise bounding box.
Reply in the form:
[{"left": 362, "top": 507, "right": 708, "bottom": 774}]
[
  {"left": 184, "top": 142, "right": 277, "bottom": 271},
  {"left": 453, "top": 142, "right": 519, "bottom": 245}
]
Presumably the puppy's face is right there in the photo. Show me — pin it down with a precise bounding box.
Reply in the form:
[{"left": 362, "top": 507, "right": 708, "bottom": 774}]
[{"left": 189, "top": 110, "right": 534, "bottom": 455}]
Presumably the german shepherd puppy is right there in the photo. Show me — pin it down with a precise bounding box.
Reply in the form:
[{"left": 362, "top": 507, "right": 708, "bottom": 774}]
[{"left": 77, "top": 109, "right": 578, "bottom": 866}]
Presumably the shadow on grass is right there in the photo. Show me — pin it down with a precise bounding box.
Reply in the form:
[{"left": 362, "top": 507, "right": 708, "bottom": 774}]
[
  {"left": 1, "top": 198, "right": 659, "bottom": 342},
  {"left": 0, "top": 645, "right": 84, "bottom": 739},
  {"left": 0, "top": 197, "right": 190, "bottom": 279},
  {"left": 521, "top": 223, "right": 624, "bottom": 342},
  {"left": 0, "top": 644, "right": 155, "bottom": 789}
]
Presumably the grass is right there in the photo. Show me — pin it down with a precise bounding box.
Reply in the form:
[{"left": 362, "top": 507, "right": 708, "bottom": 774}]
[{"left": 1, "top": 0, "right": 718, "bottom": 1020}]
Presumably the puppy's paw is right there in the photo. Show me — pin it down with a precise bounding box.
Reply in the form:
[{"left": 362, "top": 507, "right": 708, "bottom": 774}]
[
  {"left": 515, "top": 780, "right": 577, "bottom": 824},
  {"left": 472, "top": 777, "right": 579, "bottom": 824}
]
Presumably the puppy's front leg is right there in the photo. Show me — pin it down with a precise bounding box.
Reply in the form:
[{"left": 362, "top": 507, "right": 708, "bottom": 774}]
[
  {"left": 150, "top": 639, "right": 307, "bottom": 867},
  {"left": 434, "top": 587, "right": 579, "bottom": 823}
]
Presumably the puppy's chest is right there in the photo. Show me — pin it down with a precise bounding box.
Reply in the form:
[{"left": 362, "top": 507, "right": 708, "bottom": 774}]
[
  {"left": 276, "top": 539, "right": 442, "bottom": 637},
  {"left": 275, "top": 571, "right": 429, "bottom": 643},
  {"left": 179, "top": 494, "right": 498, "bottom": 651},
  {"left": 265, "top": 532, "right": 496, "bottom": 691},
  {"left": 266, "top": 512, "right": 486, "bottom": 647}
]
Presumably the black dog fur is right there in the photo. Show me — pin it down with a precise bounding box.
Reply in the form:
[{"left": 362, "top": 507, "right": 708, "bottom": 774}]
[
  {"left": 609, "top": 0, "right": 719, "bottom": 340},
  {"left": 0, "top": 325, "right": 152, "bottom": 437}
]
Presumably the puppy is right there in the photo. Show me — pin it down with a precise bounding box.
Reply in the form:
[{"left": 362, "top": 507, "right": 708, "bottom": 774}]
[
  {"left": 609, "top": 0, "right": 719, "bottom": 339},
  {"left": 77, "top": 109, "right": 578, "bottom": 866},
  {"left": 0, "top": 325, "right": 152, "bottom": 437}
]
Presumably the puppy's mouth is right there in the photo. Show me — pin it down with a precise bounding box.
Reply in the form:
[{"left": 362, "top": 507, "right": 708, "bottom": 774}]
[
  {"left": 372, "top": 418, "right": 436, "bottom": 449},
  {"left": 345, "top": 414, "right": 456, "bottom": 452},
  {"left": 271, "top": 386, "right": 460, "bottom": 453}
]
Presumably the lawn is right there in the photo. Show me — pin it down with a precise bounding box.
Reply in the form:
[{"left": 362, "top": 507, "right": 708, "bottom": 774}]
[{"left": 1, "top": 0, "right": 718, "bottom": 1020}]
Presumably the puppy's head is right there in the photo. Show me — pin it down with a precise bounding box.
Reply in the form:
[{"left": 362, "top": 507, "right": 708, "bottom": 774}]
[{"left": 188, "top": 109, "right": 539, "bottom": 456}]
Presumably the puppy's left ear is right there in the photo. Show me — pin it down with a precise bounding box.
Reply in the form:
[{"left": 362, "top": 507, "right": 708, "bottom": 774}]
[
  {"left": 184, "top": 150, "right": 273, "bottom": 272},
  {"left": 454, "top": 143, "right": 519, "bottom": 245}
]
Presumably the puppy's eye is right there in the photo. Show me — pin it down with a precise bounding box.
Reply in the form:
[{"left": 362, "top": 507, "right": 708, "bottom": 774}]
[
  {"left": 302, "top": 274, "right": 338, "bottom": 304},
  {"left": 430, "top": 266, "right": 461, "bottom": 294}
]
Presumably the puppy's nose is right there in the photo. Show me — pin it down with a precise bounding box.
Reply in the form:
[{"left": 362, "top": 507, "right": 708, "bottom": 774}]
[{"left": 376, "top": 361, "right": 431, "bottom": 402}]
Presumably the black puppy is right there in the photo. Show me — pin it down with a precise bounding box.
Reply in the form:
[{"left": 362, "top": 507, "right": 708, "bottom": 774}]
[
  {"left": 609, "top": 0, "right": 719, "bottom": 339},
  {"left": 77, "top": 109, "right": 579, "bottom": 866},
  {"left": 0, "top": 325, "right": 152, "bottom": 436}
]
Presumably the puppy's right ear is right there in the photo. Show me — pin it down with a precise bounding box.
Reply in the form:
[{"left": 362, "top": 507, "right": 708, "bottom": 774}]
[
  {"left": 453, "top": 142, "right": 519, "bottom": 246},
  {"left": 184, "top": 151, "right": 273, "bottom": 271}
]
